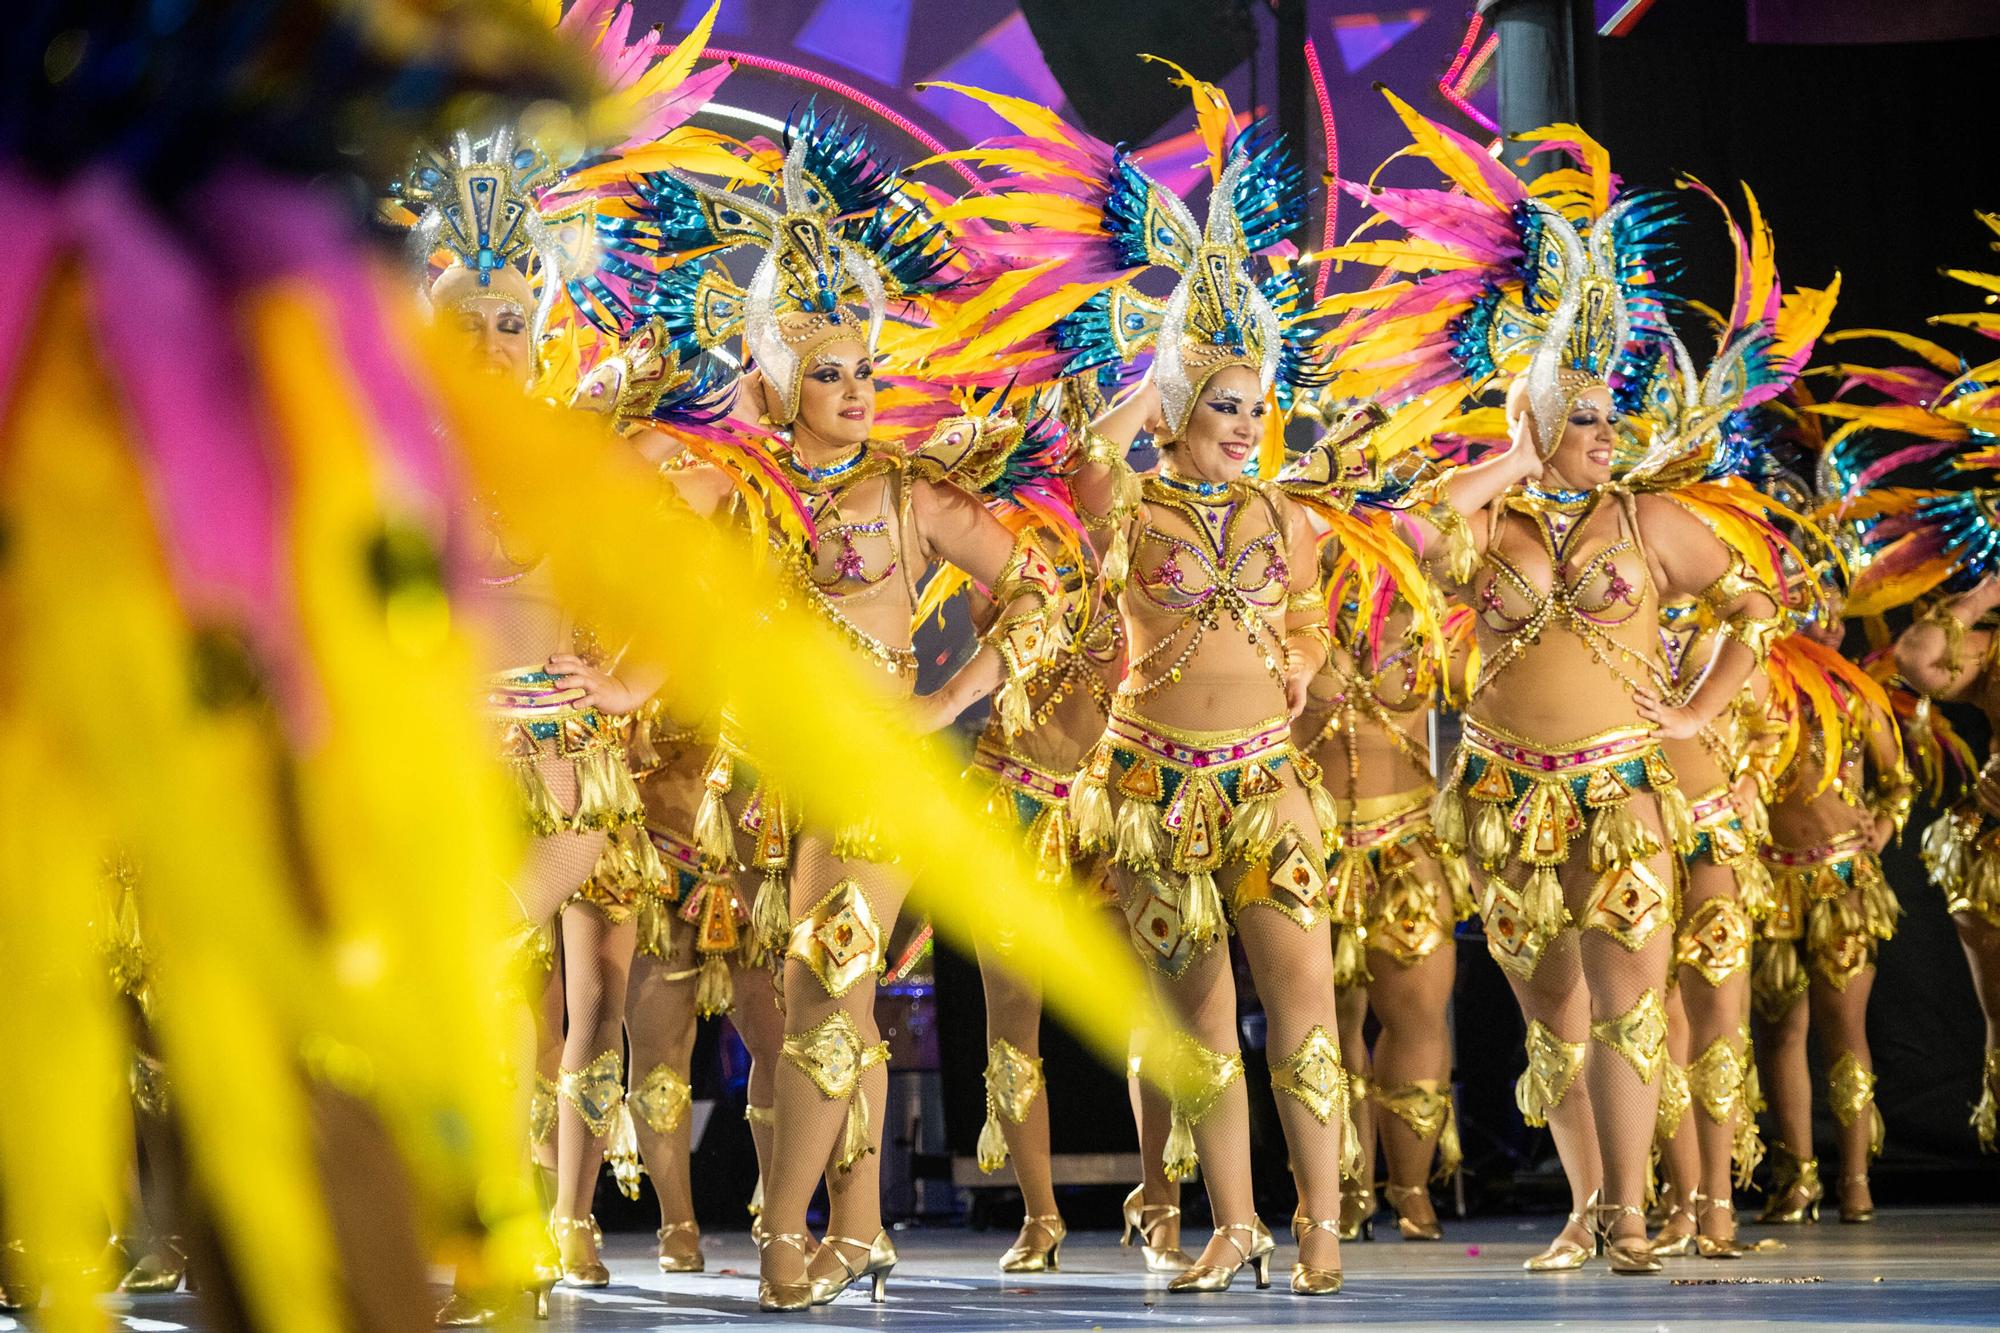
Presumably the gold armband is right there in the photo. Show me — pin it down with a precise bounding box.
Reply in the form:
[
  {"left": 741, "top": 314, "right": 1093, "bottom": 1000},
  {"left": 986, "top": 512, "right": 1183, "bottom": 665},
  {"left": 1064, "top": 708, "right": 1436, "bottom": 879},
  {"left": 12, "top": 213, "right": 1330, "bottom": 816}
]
[
  {"left": 984, "top": 531, "right": 1065, "bottom": 738},
  {"left": 1920, "top": 599, "right": 1970, "bottom": 677},
  {"left": 1284, "top": 621, "right": 1334, "bottom": 661},
  {"left": 1868, "top": 767, "right": 1916, "bottom": 836},
  {"left": 1080, "top": 429, "right": 1125, "bottom": 468},
  {"left": 1420, "top": 494, "right": 1478, "bottom": 585},
  {"left": 1718, "top": 610, "right": 1786, "bottom": 664},
  {"left": 1284, "top": 577, "right": 1329, "bottom": 616}
]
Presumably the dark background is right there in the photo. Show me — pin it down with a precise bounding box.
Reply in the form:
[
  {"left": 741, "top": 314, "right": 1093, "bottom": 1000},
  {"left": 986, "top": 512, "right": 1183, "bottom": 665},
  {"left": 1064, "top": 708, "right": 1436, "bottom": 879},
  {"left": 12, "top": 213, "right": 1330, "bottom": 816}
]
[{"left": 594, "top": 0, "right": 2000, "bottom": 1231}]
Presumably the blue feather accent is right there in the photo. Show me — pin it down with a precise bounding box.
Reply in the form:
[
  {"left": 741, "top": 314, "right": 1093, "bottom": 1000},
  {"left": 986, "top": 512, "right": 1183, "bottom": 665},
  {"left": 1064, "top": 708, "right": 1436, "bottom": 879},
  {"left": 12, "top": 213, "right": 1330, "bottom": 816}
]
[
  {"left": 783, "top": 103, "right": 899, "bottom": 219},
  {"left": 1226, "top": 119, "right": 1307, "bottom": 252}
]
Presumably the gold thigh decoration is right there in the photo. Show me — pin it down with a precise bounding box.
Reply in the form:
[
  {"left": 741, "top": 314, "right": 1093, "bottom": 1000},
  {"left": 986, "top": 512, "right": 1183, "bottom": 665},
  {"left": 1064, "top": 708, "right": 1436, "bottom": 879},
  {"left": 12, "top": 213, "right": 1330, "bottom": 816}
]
[
  {"left": 1374, "top": 1079, "right": 1461, "bottom": 1181},
  {"left": 1827, "top": 1052, "right": 1886, "bottom": 1158},
  {"left": 1677, "top": 895, "right": 1751, "bottom": 986},
  {"left": 1582, "top": 859, "right": 1672, "bottom": 951},
  {"left": 1160, "top": 1033, "right": 1245, "bottom": 1182},
  {"left": 1515, "top": 1019, "right": 1586, "bottom": 1127},
  {"left": 1589, "top": 990, "right": 1668, "bottom": 1085},
  {"left": 1231, "top": 827, "right": 1331, "bottom": 930},
  {"left": 558, "top": 1048, "right": 625, "bottom": 1137},
  {"left": 1480, "top": 873, "right": 1554, "bottom": 981},
  {"left": 1268, "top": 1025, "right": 1364, "bottom": 1178},
  {"left": 976, "top": 1038, "right": 1046, "bottom": 1174},
  {"left": 529, "top": 1071, "right": 559, "bottom": 1147},
  {"left": 786, "top": 879, "right": 884, "bottom": 999},
  {"left": 782, "top": 1009, "right": 891, "bottom": 1172},
  {"left": 631, "top": 1062, "right": 693, "bottom": 1135}
]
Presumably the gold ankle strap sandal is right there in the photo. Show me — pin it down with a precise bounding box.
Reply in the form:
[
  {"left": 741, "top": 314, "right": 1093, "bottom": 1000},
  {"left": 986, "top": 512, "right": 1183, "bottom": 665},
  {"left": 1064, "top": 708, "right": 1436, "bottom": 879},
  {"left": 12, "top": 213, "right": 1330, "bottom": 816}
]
[
  {"left": 1595, "top": 1203, "right": 1663, "bottom": 1275},
  {"left": 1166, "top": 1219, "right": 1274, "bottom": 1293},
  {"left": 1289, "top": 1218, "right": 1345, "bottom": 1296},
  {"left": 998, "top": 1214, "right": 1066, "bottom": 1274}
]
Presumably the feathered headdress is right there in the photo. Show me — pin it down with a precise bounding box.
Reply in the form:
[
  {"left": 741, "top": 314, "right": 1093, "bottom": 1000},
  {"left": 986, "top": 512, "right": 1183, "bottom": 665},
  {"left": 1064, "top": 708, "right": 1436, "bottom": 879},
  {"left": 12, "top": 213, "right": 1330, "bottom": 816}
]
[
  {"left": 626, "top": 106, "right": 956, "bottom": 425},
  {"left": 1322, "top": 88, "right": 1676, "bottom": 458},
  {"left": 1808, "top": 214, "right": 2000, "bottom": 614},
  {"left": 390, "top": 0, "right": 736, "bottom": 384},
  {"left": 920, "top": 66, "right": 1325, "bottom": 434}
]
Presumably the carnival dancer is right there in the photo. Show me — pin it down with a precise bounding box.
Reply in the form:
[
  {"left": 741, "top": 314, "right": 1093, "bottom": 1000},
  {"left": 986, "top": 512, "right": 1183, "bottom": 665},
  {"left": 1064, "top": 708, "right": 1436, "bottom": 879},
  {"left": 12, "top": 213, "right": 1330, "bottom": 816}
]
[
  {"left": 1818, "top": 218, "right": 2000, "bottom": 1156},
  {"left": 1744, "top": 592, "right": 1909, "bottom": 1225},
  {"left": 1325, "top": 92, "right": 1813, "bottom": 1272},
  {"left": 907, "top": 398, "right": 1187, "bottom": 1273},
  {"left": 630, "top": 113, "right": 1068, "bottom": 1311},
  {"left": 1293, "top": 477, "right": 1474, "bottom": 1243}
]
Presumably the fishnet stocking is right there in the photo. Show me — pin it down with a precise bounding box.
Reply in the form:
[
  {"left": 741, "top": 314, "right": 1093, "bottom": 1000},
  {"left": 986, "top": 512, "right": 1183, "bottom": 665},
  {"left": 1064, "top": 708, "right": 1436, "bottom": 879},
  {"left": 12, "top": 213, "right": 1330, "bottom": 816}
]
[
  {"left": 975, "top": 943, "right": 1058, "bottom": 1222},
  {"left": 1333, "top": 981, "right": 1375, "bottom": 1206},
  {"left": 1568, "top": 796, "right": 1676, "bottom": 1242},
  {"left": 1654, "top": 984, "right": 1700, "bottom": 1241},
  {"left": 761, "top": 836, "right": 910, "bottom": 1291},
  {"left": 1678, "top": 861, "right": 1749, "bottom": 1230},
  {"left": 508, "top": 757, "right": 609, "bottom": 925},
  {"left": 1753, "top": 985, "right": 1812, "bottom": 1155},
  {"left": 533, "top": 955, "right": 566, "bottom": 1175},
  {"left": 553, "top": 906, "right": 637, "bottom": 1235},
  {"left": 1126, "top": 1026, "right": 1180, "bottom": 1234},
  {"left": 626, "top": 938, "right": 699, "bottom": 1233},
  {"left": 1471, "top": 853, "right": 1599, "bottom": 1249},
  {"left": 1369, "top": 865, "right": 1457, "bottom": 1220},
  {"left": 1236, "top": 903, "right": 1344, "bottom": 1272},
  {"left": 1809, "top": 964, "right": 1876, "bottom": 1207}
]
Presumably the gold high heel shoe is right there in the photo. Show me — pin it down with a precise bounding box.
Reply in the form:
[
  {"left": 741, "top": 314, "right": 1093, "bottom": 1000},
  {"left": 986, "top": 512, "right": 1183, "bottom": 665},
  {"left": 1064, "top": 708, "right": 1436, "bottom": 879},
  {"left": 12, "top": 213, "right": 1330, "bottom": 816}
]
[
  {"left": 118, "top": 1236, "right": 189, "bottom": 1293},
  {"left": 809, "top": 1230, "right": 897, "bottom": 1305},
  {"left": 1383, "top": 1184, "right": 1443, "bottom": 1241},
  {"left": 435, "top": 1275, "right": 555, "bottom": 1326},
  {"left": 656, "top": 1220, "right": 704, "bottom": 1274},
  {"left": 756, "top": 1233, "right": 815, "bottom": 1313},
  {"left": 1646, "top": 1200, "right": 1696, "bottom": 1257},
  {"left": 1595, "top": 1203, "right": 1663, "bottom": 1275},
  {"left": 1166, "top": 1220, "right": 1274, "bottom": 1293},
  {"left": 1120, "top": 1186, "right": 1194, "bottom": 1273},
  {"left": 549, "top": 1215, "right": 609, "bottom": 1288},
  {"left": 1523, "top": 1191, "right": 1598, "bottom": 1272},
  {"left": 1289, "top": 1218, "right": 1344, "bottom": 1295},
  {"left": 1692, "top": 1193, "right": 1744, "bottom": 1258},
  {"left": 1758, "top": 1143, "right": 1822, "bottom": 1223},
  {"left": 1839, "top": 1174, "right": 1874, "bottom": 1224},
  {"left": 1337, "top": 1185, "right": 1376, "bottom": 1241},
  {"left": 998, "top": 1215, "right": 1065, "bottom": 1273}
]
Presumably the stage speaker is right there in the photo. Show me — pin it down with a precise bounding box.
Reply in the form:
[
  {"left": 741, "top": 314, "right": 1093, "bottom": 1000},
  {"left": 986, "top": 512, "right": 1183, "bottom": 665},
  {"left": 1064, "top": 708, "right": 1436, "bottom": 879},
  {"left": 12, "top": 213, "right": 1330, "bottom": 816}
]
[{"left": 1019, "top": 0, "right": 1256, "bottom": 148}]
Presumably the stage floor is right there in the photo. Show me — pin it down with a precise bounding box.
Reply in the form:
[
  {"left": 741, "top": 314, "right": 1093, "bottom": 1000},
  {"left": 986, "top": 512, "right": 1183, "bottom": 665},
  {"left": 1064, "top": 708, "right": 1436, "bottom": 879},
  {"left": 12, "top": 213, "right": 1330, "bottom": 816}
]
[{"left": 94, "top": 1207, "right": 2000, "bottom": 1331}]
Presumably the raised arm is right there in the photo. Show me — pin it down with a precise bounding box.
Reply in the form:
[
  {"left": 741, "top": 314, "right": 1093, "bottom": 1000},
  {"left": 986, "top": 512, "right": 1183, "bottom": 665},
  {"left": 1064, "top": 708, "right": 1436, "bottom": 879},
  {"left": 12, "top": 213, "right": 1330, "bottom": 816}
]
[
  {"left": 1895, "top": 575, "right": 2000, "bottom": 701},
  {"left": 1632, "top": 495, "right": 1783, "bottom": 740},
  {"left": 1397, "top": 410, "right": 1543, "bottom": 588}
]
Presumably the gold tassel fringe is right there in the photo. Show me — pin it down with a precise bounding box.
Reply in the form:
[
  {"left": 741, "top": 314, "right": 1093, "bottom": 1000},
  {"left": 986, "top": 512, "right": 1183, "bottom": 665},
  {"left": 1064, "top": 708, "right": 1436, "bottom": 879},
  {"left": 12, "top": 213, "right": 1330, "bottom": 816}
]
[
  {"left": 695, "top": 953, "right": 733, "bottom": 1018},
  {"left": 605, "top": 1101, "right": 644, "bottom": 1201},
  {"left": 1180, "top": 870, "right": 1225, "bottom": 947},
  {"left": 1470, "top": 799, "right": 1510, "bottom": 870},
  {"left": 1588, "top": 800, "right": 1659, "bottom": 872}
]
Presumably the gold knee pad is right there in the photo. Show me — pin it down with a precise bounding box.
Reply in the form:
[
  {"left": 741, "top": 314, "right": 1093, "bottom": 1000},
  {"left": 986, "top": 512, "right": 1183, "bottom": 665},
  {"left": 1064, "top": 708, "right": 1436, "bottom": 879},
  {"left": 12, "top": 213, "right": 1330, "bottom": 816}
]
[
  {"left": 558, "top": 1049, "right": 625, "bottom": 1138},
  {"left": 1688, "top": 1033, "right": 1747, "bottom": 1126},
  {"left": 1375, "top": 1079, "right": 1461, "bottom": 1181},
  {"left": 1827, "top": 1051, "right": 1885, "bottom": 1158},
  {"left": 1581, "top": 860, "right": 1672, "bottom": 951},
  {"left": 782, "top": 1009, "right": 890, "bottom": 1172},
  {"left": 976, "top": 1038, "right": 1046, "bottom": 1173},
  {"left": 529, "top": 1072, "right": 559, "bottom": 1147},
  {"left": 630, "top": 1062, "right": 693, "bottom": 1136},
  {"left": 786, "top": 879, "right": 884, "bottom": 999},
  {"left": 1676, "top": 895, "right": 1751, "bottom": 986},
  {"left": 1159, "top": 1033, "right": 1245, "bottom": 1183},
  {"left": 1654, "top": 1058, "right": 1691, "bottom": 1141},
  {"left": 1515, "top": 1019, "right": 1585, "bottom": 1128},
  {"left": 1589, "top": 989, "right": 1668, "bottom": 1085},
  {"left": 1270, "top": 1025, "right": 1364, "bottom": 1179}
]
